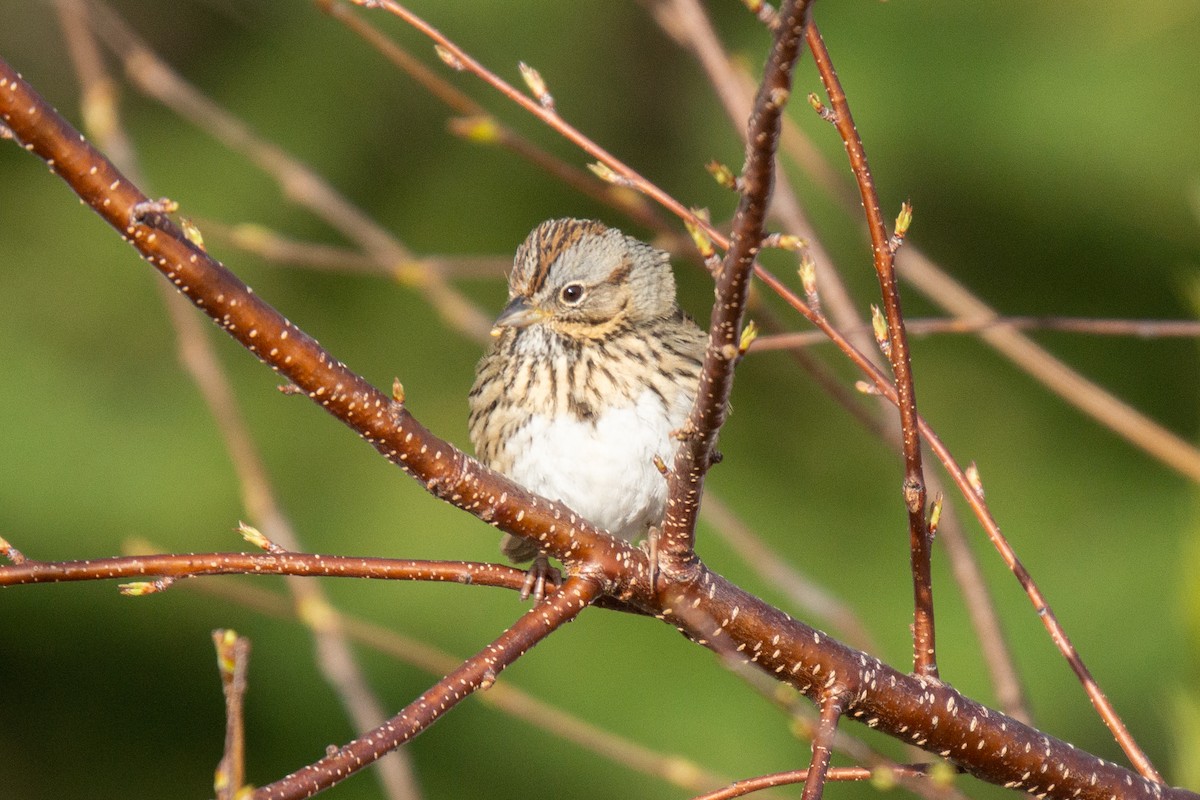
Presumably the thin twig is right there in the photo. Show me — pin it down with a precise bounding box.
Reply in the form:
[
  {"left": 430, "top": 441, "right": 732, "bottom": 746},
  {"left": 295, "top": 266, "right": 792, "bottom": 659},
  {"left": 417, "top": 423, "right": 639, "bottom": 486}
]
[
  {"left": 900, "top": 245, "right": 1200, "bottom": 482},
  {"left": 317, "top": 0, "right": 670, "bottom": 233},
  {"left": 661, "top": 0, "right": 813, "bottom": 560},
  {"left": 806, "top": 20, "right": 935, "bottom": 678},
  {"left": 800, "top": 691, "right": 844, "bottom": 800},
  {"left": 749, "top": 259, "right": 1158, "bottom": 776},
  {"left": 752, "top": 316, "right": 1200, "bottom": 350},
  {"left": 55, "top": 9, "right": 424, "bottom": 794},
  {"left": 692, "top": 763, "right": 951, "bottom": 800},
  {"left": 85, "top": 0, "right": 493, "bottom": 344},
  {"left": 647, "top": 0, "right": 874, "bottom": 357},
  {"left": 213, "top": 629, "right": 251, "bottom": 800},
  {"left": 0, "top": 550, "right": 534, "bottom": 590},
  {"left": 2, "top": 36, "right": 1183, "bottom": 800},
  {"left": 349, "top": 0, "right": 717, "bottom": 247},
  {"left": 252, "top": 576, "right": 602, "bottom": 800},
  {"left": 190, "top": 577, "right": 733, "bottom": 793},
  {"left": 647, "top": 0, "right": 1030, "bottom": 721}
]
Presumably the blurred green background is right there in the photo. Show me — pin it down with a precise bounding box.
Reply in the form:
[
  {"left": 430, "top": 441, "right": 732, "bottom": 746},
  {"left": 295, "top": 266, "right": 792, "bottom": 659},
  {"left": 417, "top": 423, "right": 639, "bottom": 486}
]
[{"left": 2, "top": 2, "right": 1199, "bottom": 798}]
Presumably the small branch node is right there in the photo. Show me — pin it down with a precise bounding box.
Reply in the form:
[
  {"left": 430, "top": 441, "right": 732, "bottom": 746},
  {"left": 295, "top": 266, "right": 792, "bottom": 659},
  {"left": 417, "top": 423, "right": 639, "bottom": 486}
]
[
  {"left": 705, "top": 159, "right": 741, "bottom": 191},
  {"left": 118, "top": 576, "right": 175, "bottom": 596},
  {"left": 797, "top": 252, "right": 821, "bottom": 316},
  {"left": 517, "top": 62, "right": 555, "bottom": 112},
  {"left": 433, "top": 44, "right": 465, "bottom": 71},
  {"left": 391, "top": 377, "right": 406, "bottom": 405},
  {"left": 762, "top": 232, "right": 805, "bottom": 252},
  {"left": 652, "top": 453, "right": 670, "bottom": 478},
  {"left": 179, "top": 217, "right": 206, "bottom": 251},
  {"left": 870, "top": 304, "right": 891, "bottom": 358},
  {"left": 237, "top": 521, "right": 286, "bottom": 554},
  {"left": 854, "top": 380, "right": 881, "bottom": 396},
  {"left": 902, "top": 477, "right": 925, "bottom": 515},
  {"left": 740, "top": 0, "right": 781, "bottom": 29},
  {"left": 277, "top": 383, "right": 305, "bottom": 396},
  {"left": 965, "top": 462, "right": 984, "bottom": 498},
  {"left": 0, "top": 535, "right": 28, "bottom": 565},
  {"left": 807, "top": 92, "right": 837, "bottom": 123},
  {"left": 683, "top": 210, "right": 719, "bottom": 262},
  {"left": 888, "top": 200, "right": 913, "bottom": 254},
  {"left": 927, "top": 493, "right": 944, "bottom": 540},
  {"left": 672, "top": 418, "right": 699, "bottom": 441},
  {"left": 738, "top": 319, "right": 759, "bottom": 357},
  {"left": 586, "top": 161, "right": 635, "bottom": 188},
  {"left": 129, "top": 196, "right": 178, "bottom": 228}
]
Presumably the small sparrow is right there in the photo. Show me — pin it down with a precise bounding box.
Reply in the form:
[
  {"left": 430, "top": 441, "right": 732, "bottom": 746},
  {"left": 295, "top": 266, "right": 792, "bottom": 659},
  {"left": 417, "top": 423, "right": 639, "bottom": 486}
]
[{"left": 469, "top": 218, "right": 706, "bottom": 566}]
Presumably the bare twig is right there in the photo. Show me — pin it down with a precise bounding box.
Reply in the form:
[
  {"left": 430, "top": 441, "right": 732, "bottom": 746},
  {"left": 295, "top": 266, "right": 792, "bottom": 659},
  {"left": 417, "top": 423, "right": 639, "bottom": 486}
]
[
  {"left": 899, "top": 246, "right": 1200, "bottom": 482},
  {"left": 85, "top": 0, "right": 493, "bottom": 344},
  {"left": 800, "top": 692, "right": 844, "bottom": 800},
  {"left": 0, "top": 550, "right": 533, "bottom": 590},
  {"left": 692, "top": 764, "right": 952, "bottom": 800},
  {"left": 213, "top": 629, "right": 251, "bottom": 800},
  {"left": 752, "top": 316, "right": 1200, "bottom": 350},
  {"left": 192, "top": 577, "right": 733, "bottom": 793},
  {"left": 648, "top": 0, "right": 873, "bottom": 356},
  {"left": 1, "top": 35, "right": 1185, "bottom": 800},
  {"left": 661, "top": 0, "right": 813, "bottom": 560},
  {"left": 316, "top": 0, "right": 670, "bottom": 233},
  {"left": 253, "top": 576, "right": 602, "bottom": 800},
  {"left": 646, "top": 0, "right": 1031, "bottom": 722},
  {"left": 55, "top": 9, "right": 424, "bottom": 794},
  {"left": 806, "top": 20, "right": 935, "bottom": 678}
]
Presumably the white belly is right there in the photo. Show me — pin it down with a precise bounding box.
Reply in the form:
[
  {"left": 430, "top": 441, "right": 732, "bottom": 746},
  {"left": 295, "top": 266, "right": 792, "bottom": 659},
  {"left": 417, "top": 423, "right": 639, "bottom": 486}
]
[{"left": 502, "top": 387, "right": 687, "bottom": 539}]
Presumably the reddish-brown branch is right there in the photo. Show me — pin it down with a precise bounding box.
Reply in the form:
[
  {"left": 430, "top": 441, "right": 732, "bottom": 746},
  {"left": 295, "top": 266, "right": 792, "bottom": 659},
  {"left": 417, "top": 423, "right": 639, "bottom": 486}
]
[
  {"left": 693, "top": 764, "right": 950, "bottom": 800},
  {"left": 1, "top": 47, "right": 1188, "bottom": 800},
  {"left": 0, "top": 57, "right": 636, "bottom": 591},
  {"left": 751, "top": 316, "right": 1200, "bottom": 350},
  {"left": 655, "top": 565, "right": 1184, "bottom": 800},
  {"left": 254, "top": 575, "right": 602, "bottom": 799},
  {"left": 800, "top": 691, "right": 844, "bottom": 800},
  {"left": 660, "top": 0, "right": 813, "bottom": 561},
  {"left": 0, "top": 551, "right": 531, "bottom": 591},
  {"left": 317, "top": 0, "right": 670, "bottom": 234},
  {"left": 193, "top": 578, "right": 732, "bottom": 793},
  {"left": 755, "top": 258, "right": 1162, "bottom": 777},
  {"left": 805, "top": 21, "right": 936, "bottom": 679}
]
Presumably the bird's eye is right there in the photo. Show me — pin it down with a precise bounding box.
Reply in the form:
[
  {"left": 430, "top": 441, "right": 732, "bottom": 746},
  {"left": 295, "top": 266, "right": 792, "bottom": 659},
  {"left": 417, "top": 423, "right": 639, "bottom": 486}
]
[{"left": 559, "top": 283, "right": 585, "bottom": 305}]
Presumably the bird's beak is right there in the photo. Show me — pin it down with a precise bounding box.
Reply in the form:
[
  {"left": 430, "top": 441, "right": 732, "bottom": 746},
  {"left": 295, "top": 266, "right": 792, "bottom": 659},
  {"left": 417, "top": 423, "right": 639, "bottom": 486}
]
[{"left": 490, "top": 296, "right": 544, "bottom": 338}]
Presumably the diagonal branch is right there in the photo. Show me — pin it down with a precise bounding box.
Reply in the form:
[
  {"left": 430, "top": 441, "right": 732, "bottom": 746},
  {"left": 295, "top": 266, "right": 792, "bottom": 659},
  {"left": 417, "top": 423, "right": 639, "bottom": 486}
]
[
  {"left": 805, "top": 20, "right": 936, "bottom": 678},
  {"left": 2, "top": 45, "right": 1191, "bottom": 800},
  {"left": 660, "top": 0, "right": 814, "bottom": 561},
  {"left": 253, "top": 575, "right": 602, "bottom": 800},
  {"left": 53, "top": 7, "right": 424, "bottom": 795},
  {"left": 0, "top": 54, "right": 633, "bottom": 587}
]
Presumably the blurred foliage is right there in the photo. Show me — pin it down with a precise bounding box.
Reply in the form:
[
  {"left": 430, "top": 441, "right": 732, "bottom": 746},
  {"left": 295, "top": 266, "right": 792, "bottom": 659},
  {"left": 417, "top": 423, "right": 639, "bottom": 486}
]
[{"left": 1, "top": 2, "right": 1199, "bottom": 799}]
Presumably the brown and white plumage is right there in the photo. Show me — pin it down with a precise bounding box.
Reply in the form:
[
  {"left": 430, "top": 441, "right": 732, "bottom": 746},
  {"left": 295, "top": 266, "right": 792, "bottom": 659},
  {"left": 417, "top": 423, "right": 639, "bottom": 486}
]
[{"left": 469, "top": 218, "right": 706, "bottom": 562}]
